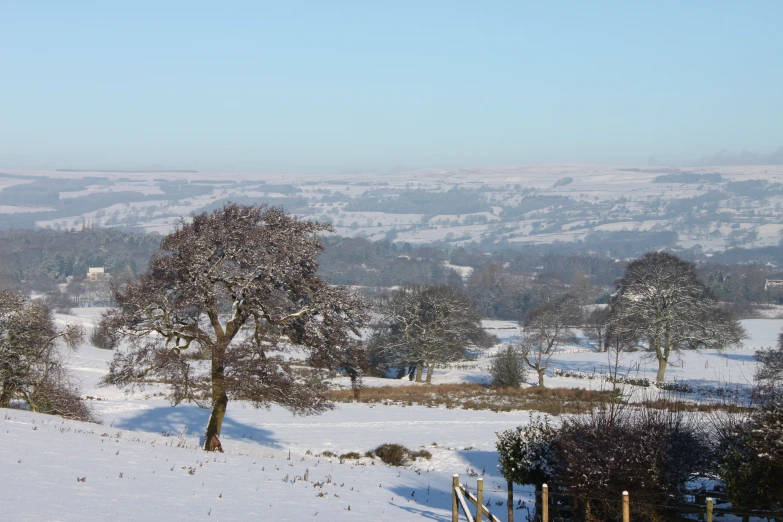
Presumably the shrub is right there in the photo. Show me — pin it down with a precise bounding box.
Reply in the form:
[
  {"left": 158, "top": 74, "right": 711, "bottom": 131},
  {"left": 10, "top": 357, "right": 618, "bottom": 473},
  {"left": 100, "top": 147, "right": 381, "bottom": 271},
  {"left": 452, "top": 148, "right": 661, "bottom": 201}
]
[
  {"left": 1, "top": 290, "right": 93, "bottom": 422},
  {"left": 713, "top": 341, "right": 783, "bottom": 510},
  {"left": 339, "top": 452, "right": 361, "bottom": 460},
  {"left": 489, "top": 345, "right": 527, "bottom": 388},
  {"left": 28, "top": 373, "right": 97, "bottom": 423},
  {"left": 89, "top": 321, "right": 119, "bottom": 350},
  {"left": 373, "top": 443, "right": 410, "bottom": 466},
  {"left": 496, "top": 415, "right": 556, "bottom": 487},
  {"left": 410, "top": 449, "right": 432, "bottom": 460},
  {"left": 320, "top": 450, "right": 336, "bottom": 458},
  {"left": 553, "top": 403, "right": 709, "bottom": 520}
]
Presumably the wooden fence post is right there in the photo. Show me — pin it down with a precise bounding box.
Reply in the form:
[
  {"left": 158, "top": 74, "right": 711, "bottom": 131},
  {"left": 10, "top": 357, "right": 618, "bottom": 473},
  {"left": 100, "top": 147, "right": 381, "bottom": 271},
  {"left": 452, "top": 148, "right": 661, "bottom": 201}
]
[
  {"left": 476, "top": 478, "right": 483, "bottom": 522},
  {"left": 452, "top": 474, "right": 459, "bottom": 522},
  {"left": 706, "top": 497, "right": 713, "bottom": 522},
  {"left": 622, "top": 491, "right": 630, "bottom": 522},
  {"left": 542, "top": 483, "right": 549, "bottom": 522}
]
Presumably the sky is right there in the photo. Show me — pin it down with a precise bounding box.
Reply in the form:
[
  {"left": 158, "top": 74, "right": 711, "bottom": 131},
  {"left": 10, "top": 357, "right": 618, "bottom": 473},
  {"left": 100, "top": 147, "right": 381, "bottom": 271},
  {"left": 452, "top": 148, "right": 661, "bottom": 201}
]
[{"left": 1, "top": 1, "right": 782, "bottom": 174}]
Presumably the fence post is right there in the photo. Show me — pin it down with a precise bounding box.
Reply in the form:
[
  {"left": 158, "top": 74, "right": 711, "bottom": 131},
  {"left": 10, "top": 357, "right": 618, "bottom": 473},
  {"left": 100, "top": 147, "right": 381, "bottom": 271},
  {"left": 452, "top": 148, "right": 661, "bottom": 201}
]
[
  {"left": 476, "top": 478, "right": 483, "bottom": 522},
  {"left": 706, "top": 497, "right": 713, "bottom": 522},
  {"left": 452, "top": 474, "right": 459, "bottom": 522},
  {"left": 542, "top": 483, "right": 549, "bottom": 522},
  {"left": 622, "top": 491, "right": 630, "bottom": 522}
]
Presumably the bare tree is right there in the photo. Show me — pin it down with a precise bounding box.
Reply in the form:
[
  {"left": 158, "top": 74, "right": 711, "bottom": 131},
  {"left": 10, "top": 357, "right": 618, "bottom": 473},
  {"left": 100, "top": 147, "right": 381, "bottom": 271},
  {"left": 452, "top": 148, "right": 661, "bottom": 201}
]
[
  {"left": 517, "top": 294, "right": 580, "bottom": 387},
  {"left": 368, "top": 284, "right": 495, "bottom": 383},
  {"left": 0, "top": 288, "right": 90, "bottom": 421},
  {"left": 584, "top": 306, "right": 610, "bottom": 351},
  {"left": 608, "top": 251, "right": 745, "bottom": 382},
  {"left": 99, "top": 204, "right": 365, "bottom": 451}
]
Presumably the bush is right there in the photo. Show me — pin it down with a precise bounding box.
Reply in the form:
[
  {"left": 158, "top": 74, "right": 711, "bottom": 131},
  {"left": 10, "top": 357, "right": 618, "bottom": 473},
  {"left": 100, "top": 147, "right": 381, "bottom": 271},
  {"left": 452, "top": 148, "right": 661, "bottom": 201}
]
[
  {"left": 339, "top": 452, "right": 361, "bottom": 460},
  {"left": 320, "top": 450, "right": 336, "bottom": 458},
  {"left": 712, "top": 340, "right": 783, "bottom": 510},
  {"left": 410, "top": 449, "right": 432, "bottom": 460},
  {"left": 1, "top": 290, "right": 94, "bottom": 423},
  {"left": 28, "top": 374, "right": 96, "bottom": 423},
  {"left": 496, "top": 415, "right": 556, "bottom": 486},
  {"left": 489, "top": 345, "right": 527, "bottom": 388},
  {"left": 373, "top": 443, "right": 411, "bottom": 466},
  {"left": 553, "top": 404, "right": 709, "bottom": 520},
  {"left": 89, "top": 320, "right": 119, "bottom": 349}
]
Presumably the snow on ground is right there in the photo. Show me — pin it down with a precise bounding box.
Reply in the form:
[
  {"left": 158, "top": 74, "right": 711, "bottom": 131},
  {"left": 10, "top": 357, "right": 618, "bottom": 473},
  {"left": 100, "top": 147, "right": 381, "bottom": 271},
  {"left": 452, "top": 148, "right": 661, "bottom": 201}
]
[
  {"left": 3, "top": 309, "right": 782, "bottom": 520},
  {"left": 0, "top": 204, "right": 56, "bottom": 213}
]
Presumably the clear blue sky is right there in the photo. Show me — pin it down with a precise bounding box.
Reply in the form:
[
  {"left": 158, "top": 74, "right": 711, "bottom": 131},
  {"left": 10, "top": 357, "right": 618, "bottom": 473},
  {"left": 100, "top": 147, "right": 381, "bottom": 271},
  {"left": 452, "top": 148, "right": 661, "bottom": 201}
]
[{"left": 1, "top": 1, "right": 781, "bottom": 174}]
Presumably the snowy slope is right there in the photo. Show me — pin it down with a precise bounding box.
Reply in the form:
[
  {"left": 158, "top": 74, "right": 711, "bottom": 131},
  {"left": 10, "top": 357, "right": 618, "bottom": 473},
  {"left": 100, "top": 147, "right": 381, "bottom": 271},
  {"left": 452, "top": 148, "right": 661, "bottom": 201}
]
[{"left": 3, "top": 308, "right": 781, "bottom": 520}]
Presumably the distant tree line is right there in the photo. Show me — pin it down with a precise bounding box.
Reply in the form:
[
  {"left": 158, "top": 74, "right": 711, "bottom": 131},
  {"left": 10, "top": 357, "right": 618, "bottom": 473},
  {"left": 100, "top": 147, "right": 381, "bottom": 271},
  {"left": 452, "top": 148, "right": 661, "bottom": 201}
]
[{"left": 0, "top": 228, "right": 161, "bottom": 292}]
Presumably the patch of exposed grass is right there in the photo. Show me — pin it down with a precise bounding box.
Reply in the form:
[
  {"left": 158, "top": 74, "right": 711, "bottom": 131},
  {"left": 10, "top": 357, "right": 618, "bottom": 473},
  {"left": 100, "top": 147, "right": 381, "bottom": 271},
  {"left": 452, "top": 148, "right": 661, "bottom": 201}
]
[
  {"left": 328, "top": 383, "right": 611, "bottom": 415},
  {"left": 640, "top": 399, "right": 750, "bottom": 413}
]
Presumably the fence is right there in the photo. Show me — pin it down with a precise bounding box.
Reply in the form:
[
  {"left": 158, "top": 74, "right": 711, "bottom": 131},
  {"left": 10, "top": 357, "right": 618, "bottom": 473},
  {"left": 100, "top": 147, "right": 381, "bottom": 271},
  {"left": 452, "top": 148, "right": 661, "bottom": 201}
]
[
  {"left": 450, "top": 477, "right": 783, "bottom": 522},
  {"left": 451, "top": 474, "right": 502, "bottom": 522}
]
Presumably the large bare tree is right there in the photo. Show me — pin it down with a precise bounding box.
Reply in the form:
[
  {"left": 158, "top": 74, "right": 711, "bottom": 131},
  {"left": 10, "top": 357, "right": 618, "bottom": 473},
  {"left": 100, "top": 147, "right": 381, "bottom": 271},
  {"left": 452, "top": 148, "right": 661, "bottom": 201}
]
[
  {"left": 368, "top": 284, "right": 495, "bottom": 383},
  {"left": 608, "top": 251, "right": 745, "bottom": 382},
  {"left": 99, "top": 204, "right": 365, "bottom": 451}
]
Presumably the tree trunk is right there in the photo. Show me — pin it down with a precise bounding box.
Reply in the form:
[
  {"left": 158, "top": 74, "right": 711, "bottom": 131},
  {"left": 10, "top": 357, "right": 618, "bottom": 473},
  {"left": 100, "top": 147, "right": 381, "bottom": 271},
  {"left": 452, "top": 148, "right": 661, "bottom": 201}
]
[
  {"left": 597, "top": 328, "right": 604, "bottom": 352},
  {"left": 204, "top": 349, "right": 228, "bottom": 452},
  {"left": 507, "top": 479, "right": 514, "bottom": 522},
  {"left": 425, "top": 362, "right": 433, "bottom": 384},
  {"left": 537, "top": 368, "right": 546, "bottom": 387},
  {"left": 415, "top": 362, "right": 423, "bottom": 382},
  {"left": 0, "top": 362, "right": 12, "bottom": 407},
  {"left": 655, "top": 356, "right": 667, "bottom": 382},
  {"left": 0, "top": 385, "right": 12, "bottom": 408}
]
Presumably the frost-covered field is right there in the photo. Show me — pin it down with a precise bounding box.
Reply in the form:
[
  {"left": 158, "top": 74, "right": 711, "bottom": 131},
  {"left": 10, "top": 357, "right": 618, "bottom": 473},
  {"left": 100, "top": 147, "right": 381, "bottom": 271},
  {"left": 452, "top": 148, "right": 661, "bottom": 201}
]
[{"left": 1, "top": 308, "right": 779, "bottom": 520}]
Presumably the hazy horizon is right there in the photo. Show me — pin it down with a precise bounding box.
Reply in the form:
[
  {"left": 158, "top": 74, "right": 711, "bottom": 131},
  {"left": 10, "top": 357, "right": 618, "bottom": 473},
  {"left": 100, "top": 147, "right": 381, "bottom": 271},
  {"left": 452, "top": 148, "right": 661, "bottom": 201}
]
[{"left": 2, "top": 1, "right": 782, "bottom": 174}]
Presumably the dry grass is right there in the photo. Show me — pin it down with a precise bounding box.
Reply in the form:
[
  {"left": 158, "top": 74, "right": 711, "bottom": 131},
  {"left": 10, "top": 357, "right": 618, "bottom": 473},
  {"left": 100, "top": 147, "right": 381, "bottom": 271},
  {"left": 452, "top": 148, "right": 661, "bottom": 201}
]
[
  {"left": 640, "top": 399, "right": 750, "bottom": 413},
  {"left": 328, "top": 383, "right": 611, "bottom": 415},
  {"left": 330, "top": 384, "right": 749, "bottom": 415}
]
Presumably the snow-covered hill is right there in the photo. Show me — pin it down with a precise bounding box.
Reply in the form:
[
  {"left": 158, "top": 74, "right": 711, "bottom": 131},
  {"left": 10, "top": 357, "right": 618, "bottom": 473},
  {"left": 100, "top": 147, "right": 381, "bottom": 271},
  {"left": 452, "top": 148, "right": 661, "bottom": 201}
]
[{"left": 3, "top": 163, "right": 783, "bottom": 252}]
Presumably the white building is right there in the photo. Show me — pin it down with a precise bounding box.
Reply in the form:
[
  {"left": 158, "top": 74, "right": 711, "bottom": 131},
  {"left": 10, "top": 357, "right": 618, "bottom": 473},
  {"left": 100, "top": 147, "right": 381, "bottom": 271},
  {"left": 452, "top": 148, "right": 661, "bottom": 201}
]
[{"left": 87, "top": 267, "right": 105, "bottom": 281}]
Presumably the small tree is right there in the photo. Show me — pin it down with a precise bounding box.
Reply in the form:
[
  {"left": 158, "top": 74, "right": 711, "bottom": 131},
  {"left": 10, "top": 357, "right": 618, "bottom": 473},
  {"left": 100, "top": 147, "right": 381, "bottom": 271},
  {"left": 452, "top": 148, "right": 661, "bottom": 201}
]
[
  {"left": 100, "top": 204, "right": 365, "bottom": 451},
  {"left": 517, "top": 294, "right": 580, "bottom": 387},
  {"left": 0, "top": 289, "right": 90, "bottom": 421},
  {"left": 369, "top": 284, "right": 495, "bottom": 383},
  {"left": 609, "top": 251, "right": 745, "bottom": 382},
  {"left": 490, "top": 345, "right": 528, "bottom": 388},
  {"left": 496, "top": 415, "right": 557, "bottom": 522}
]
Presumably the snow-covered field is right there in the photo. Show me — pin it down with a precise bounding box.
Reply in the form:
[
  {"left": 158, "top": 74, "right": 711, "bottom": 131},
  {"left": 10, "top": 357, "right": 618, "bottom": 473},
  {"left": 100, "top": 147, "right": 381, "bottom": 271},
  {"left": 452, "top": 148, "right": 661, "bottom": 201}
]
[{"left": 1, "top": 307, "right": 780, "bottom": 520}]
